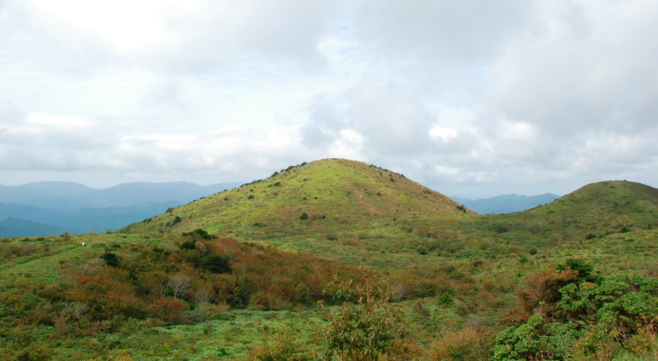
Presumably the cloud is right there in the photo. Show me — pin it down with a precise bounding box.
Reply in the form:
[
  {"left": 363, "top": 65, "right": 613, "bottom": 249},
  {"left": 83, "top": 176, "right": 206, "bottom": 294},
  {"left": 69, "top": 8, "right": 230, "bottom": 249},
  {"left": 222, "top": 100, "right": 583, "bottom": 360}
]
[
  {"left": 0, "top": 0, "right": 656, "bottom": 196},
  {"left": 25, "top": 112, "right": 93, "bottom": 128},
  {"left": 352, "top": 0, "right": 533, "bottom": 65},
  {"left": 139, "top": 0, "right": 342, "bottom": 73},
  {"left": 302, "top": 85, "right": 439, "bottom": 157},
  {"left": 486, "top": 0, "right": 658, "bottom": 137}
]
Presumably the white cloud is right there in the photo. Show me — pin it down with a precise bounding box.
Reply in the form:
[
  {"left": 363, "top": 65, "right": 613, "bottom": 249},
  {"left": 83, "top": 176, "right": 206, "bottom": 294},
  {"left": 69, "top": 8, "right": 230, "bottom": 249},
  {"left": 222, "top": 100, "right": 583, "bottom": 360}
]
[
  {"left": 25, "top": 112, "right": 93, "bottom": 128},
  {"left": 429, "top": 126, "right": 458, "bottom": 142},
  {"left": 29, "top": 0, "right": 200, "bottom": 52}
]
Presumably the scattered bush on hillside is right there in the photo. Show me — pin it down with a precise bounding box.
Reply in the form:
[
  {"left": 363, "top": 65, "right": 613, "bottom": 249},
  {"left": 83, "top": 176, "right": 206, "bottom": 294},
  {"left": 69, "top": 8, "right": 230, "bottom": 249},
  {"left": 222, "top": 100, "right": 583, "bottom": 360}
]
[
  {"left": 100, "top": 252, "right": 119, "bottom": 267},
  {"left": 179, "top": 240, "right": 196, "bottom": 250},
  {"left": 182, "top": 228, "right": 215, "bottom": 240}
]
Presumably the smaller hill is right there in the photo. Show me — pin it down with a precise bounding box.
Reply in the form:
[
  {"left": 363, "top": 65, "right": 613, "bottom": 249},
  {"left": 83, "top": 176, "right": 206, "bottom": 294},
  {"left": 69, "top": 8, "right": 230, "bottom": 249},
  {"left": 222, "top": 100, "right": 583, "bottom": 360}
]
[
  {"left": 473, "top": 180, "right": 658, "bottom": 246},
  {"left": 530, "top": 180, "right": 657, "bottom": 235}
]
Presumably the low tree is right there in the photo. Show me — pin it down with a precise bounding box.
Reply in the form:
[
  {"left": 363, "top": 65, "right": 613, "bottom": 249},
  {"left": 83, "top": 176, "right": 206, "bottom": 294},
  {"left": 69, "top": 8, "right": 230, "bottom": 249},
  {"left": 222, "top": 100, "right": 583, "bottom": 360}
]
[
  {"left": 168, "top": 273, "right": 191, "bottom": 299},
  {"left": 319, "top": 279, "right": 409, "bottom": 361}
]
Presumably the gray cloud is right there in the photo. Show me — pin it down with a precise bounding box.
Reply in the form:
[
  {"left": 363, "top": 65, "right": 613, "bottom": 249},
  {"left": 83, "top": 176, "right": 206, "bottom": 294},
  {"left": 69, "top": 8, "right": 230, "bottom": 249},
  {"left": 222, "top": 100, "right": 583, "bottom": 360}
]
[
  {"left": 352, "top": 0, "right": 533, "bottom": 65},
  {"left": 0, "top": 1, "right": 115, "bottom": 75},
  {"left": 141, "top": 0, "right": 342, "bottom": 73},
  {"left": 301, "top": 85, "right": 441, "bottom": 157}
]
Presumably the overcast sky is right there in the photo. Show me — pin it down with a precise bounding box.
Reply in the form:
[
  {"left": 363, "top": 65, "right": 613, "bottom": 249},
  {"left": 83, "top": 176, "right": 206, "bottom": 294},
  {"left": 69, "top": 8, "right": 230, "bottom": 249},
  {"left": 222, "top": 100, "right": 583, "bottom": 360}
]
[{"left": 1, "top": 0, "right": 656, "bottom": 198}]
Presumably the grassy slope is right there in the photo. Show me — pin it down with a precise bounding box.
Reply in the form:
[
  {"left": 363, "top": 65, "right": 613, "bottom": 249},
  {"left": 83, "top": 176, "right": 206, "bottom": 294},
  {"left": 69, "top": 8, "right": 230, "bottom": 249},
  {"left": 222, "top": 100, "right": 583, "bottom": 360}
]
[
  {"left": 122, "top": 161, "right": 658, "bottom": 272},
  {"left": 123, "top": 158, "right": 474, "bottom": 266}
]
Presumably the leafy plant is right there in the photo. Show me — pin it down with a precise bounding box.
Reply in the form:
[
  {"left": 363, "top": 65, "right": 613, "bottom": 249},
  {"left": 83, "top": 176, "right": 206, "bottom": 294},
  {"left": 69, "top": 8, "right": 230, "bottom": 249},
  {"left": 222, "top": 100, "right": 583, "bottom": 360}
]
[{"left": 319, "top": 279, "right": 409, "bottom": 361}]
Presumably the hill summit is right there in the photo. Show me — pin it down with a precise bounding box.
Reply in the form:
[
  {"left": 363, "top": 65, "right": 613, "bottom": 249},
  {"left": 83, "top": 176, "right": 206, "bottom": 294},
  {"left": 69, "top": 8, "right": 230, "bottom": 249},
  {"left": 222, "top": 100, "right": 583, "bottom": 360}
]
[{"left": 123, "top": 158, "right": 471, "bottom": 240}]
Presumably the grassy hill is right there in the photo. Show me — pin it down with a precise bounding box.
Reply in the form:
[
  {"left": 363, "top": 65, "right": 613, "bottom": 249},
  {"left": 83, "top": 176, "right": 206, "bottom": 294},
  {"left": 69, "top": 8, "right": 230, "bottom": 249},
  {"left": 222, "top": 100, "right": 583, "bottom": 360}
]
[
  {"left": 464, "top": 180, "right": 658, "bottom": 248},
  {"left": 123, "top": 159, "right": 474, "bottom": 265}
]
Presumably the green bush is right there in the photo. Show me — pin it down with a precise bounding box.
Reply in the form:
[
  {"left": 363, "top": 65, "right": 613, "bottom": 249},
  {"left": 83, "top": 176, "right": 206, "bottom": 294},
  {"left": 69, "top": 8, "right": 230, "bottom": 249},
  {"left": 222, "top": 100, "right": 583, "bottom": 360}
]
[
  {"left": 100, "top": 252, "right": 119, "bottom": 267},
  {"left": 493, "top": 272, "right": 658, "bottom": 360}
]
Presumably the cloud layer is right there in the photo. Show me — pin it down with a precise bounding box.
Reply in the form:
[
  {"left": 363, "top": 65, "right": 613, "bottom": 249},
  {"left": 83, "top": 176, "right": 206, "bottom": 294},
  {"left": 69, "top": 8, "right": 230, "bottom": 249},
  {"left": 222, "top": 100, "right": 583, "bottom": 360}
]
[{"left": 1, "top": 0, "right": 656, "bottom": 197}]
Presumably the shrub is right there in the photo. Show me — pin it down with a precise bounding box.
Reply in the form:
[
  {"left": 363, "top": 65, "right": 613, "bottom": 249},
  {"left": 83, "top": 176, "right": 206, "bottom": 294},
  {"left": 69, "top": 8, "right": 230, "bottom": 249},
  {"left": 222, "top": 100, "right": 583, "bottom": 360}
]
[
  {"left": 319, "top": 280, "right": 409, "bottom": 361},
  {"left": 299, "top": 212, "right": 309, "bottom": 220},
  {"left": 100, "top": 252, "right": 120, "bottom": 267},
  {"left": 180, "top": 240, "right": 196, "bottom": 250},
  {"left": 494, "top": 272, "right": 658, "bottom": 360},
  {"left": 430, "top": 327, "right": 494, "bottom": 361},
  {"left": 147, "top": 297, "right": 188, "bottom": 321},
  {"left": 246, "top": 327, "right": 312, "bottom": 361},
  {"left": 438, "top": 294, "right": 454, "bottom": 306},
  {"left": 197, "top": 253, "right": 231, "bottom": 274}
]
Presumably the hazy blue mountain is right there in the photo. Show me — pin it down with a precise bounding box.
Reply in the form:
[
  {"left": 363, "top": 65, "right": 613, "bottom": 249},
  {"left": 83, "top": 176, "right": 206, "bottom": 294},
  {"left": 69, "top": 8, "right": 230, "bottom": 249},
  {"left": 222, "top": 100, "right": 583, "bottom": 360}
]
[
  {"left": 0, "top": 202, "right": 179, "bottom": 236},
  {"left": 0, "top": 181, "right": 242, "bottom": 237},
  {"left": 0, "top": 181, "right": 95, "bottom": 205},
  {"left": 0, "top": 218, "right": 77, "bottom": 238},
  {"left": 0, "top": 181, "right": 242, "bottom": 211},
  {"left": 84, "top": 181, "right": 242, "bottom": 208},
  {"left": 451, "top": 193, "right": 561, "bottom": 214}
]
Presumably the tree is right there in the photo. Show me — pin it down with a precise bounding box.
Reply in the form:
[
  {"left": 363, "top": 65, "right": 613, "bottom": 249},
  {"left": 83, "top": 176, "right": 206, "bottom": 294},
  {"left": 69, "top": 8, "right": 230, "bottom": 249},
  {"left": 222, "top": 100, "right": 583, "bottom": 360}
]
[{"left": 168, "top": 274, "right": 191, "bottom": 299}]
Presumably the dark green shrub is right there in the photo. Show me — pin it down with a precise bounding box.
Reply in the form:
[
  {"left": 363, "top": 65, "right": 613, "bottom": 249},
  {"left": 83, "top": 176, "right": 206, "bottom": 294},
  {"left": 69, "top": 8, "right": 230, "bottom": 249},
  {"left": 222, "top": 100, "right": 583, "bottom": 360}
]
[
  {"left": 299, "top": 212, "right": 309, "bottom": 220},
  {"left": 187, "top": 229, "right": 214, "bottom": 240},
  {"left": 197, "top": 254, "right": 231, "bottom": 274},
  {"left": 100, "top": 252, "right": 119, "bottom": 267},
  {"left": 557, "top": 259, "right": 600, "bottom": 283},
  {"left": 180, "top": 240, "right": 196, "bottom": 250},
  {"left": 438, "top": 294, "right": 454, "bottom": 306}
]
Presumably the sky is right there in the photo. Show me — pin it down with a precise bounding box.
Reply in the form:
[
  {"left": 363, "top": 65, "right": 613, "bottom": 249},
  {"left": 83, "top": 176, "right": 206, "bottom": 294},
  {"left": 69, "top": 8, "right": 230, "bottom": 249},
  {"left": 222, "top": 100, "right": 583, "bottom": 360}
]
[{"left": 1, "top": 0, "right": 657, "bottom": 198}]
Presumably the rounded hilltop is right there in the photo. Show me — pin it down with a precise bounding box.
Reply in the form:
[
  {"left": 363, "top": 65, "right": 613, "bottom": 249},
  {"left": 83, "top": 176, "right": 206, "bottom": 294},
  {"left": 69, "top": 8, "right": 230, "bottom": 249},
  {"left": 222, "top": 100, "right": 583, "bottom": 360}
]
[{"left": 123, "top": 158, "right": 474, "bottom": 240}]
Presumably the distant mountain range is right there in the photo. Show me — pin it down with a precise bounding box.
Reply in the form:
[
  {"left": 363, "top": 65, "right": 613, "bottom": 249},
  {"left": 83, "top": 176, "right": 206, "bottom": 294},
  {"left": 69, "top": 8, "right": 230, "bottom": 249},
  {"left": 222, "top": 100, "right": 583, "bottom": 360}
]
[
  {"left": 0, "top": 181, "right": 242, "bottom": 237},
  {"left": 451, "top": 193, "right": 561, "bottom": 214}
]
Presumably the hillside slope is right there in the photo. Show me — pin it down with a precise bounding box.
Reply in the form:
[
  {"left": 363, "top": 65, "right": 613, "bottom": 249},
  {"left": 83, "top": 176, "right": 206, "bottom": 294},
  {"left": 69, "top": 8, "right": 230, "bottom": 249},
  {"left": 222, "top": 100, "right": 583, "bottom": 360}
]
[
  {"left": 528, "top": 180, "right": 657, "bottom": 235},
  {"left": 123, "top": 158, "right": 472, "bottom": 241},
  {"left": 457, "top": 180, "right": 658, "bottom": 252}
]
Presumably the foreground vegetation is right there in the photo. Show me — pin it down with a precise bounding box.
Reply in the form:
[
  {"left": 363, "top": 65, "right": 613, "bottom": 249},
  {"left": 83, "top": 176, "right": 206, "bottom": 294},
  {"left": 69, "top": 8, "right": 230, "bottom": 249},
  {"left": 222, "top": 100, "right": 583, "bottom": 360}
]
[{"left": 1, "top": 159, "right": 657, "bottom": 360}]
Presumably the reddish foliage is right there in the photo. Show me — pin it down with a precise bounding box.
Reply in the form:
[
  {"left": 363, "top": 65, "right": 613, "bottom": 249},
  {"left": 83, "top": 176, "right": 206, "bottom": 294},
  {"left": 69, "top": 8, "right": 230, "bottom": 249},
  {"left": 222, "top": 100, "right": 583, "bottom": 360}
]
[
  {"left": 501, "top": 267, "right": 579, "bottom": 325},
  {"left": 147, "top": 297, "right": 188, "bottom": 320}
]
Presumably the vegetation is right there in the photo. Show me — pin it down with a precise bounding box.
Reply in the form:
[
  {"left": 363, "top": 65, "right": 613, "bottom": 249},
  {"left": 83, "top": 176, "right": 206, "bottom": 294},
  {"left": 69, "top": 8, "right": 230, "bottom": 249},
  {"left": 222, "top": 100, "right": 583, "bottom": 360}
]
[{"left": 1, "top": 159, "right": 657, "bottom": 359}]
